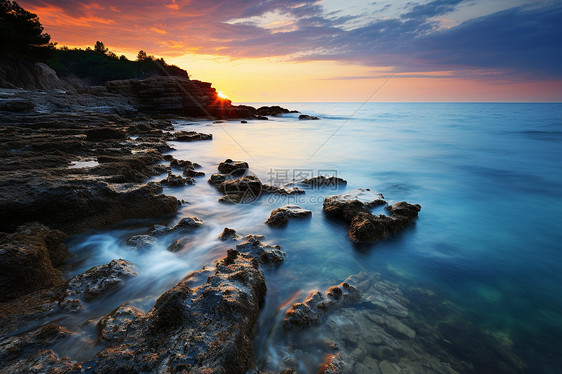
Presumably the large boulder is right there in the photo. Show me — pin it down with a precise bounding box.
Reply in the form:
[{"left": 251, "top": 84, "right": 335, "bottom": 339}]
[
  {"left": 0, "top": 223, "right": 70, "bottom": 302},
  {"left": 89, "top": 249, "right": 267, "bottom": 373},
  {"left": 218, "top": 159, "right": 249, "bottom": 175}
]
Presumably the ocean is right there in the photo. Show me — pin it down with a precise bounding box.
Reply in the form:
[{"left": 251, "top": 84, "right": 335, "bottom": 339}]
[{"left": 62, "top": 103, "right": 562, "bottom": 373}]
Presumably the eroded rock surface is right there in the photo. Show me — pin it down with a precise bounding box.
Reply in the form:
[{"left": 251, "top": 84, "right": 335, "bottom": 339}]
[
  {"left": 89, "top": 249, "right": 266, "bottom": 373},
  {"left": 0, "top": 223, "right": 70, "bottom": 302},
  {"left": 278, "top": 272, "right": 524, "bottom": 374},
  {"left": 266, "top": 205, "right": 312, "bottom": 227},
  {"left": 323, "top": 189, "right": 420, "bottom": 243}
]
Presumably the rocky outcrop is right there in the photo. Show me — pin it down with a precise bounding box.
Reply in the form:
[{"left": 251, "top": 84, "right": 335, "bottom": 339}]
[
  {"left": 348, "top": 202, "right": 421, "bottom": 243},
  {"left": 284, "top": 281, "right": 360, "bottom": 329},
  {"left": 0, "top": 223, "right": 70, "bottom": 302},
  {"left": 0, "top": 324, "right": 78, "bottom": 373},
  {"left": 173, "top": 130, "right": 212, "bottom": 142},
  {"left": 220, "top": 175, "right": 263, "bottom": 203},
  {"left": 105, "top": 76, "right": 255, "bottom": 119},
  {"left": 0, "top": 259, "right": 137, "bottom": 336},
  {"left": 256, "top": 106, "right": 299, "bottom": 117},
  {"left": 218, "top": 227, "right": 241, "bottom": 241},
  {"left": 0, "top": 61, "right": 74, "bottom": 91},
  {"left": 323, "top": 189, "right": 420, "bottom": 243},
  {"left": 280, "top": 272, "right": 524, "bottom": 374},
  {"left": 235, "top": 235, "right": 285, "bottom": 265},
  {"left": 0, "top": 113, "right": 180, "bottom": 233},
  {"left": 88, "top": 249, "right": 266, "bottom": 373},
  {"left": 265, "top": 205, "right": 312, "bottom": 227},
  {"left": 160, "top": 173, "right": 194, "bottom": 186},
  {"left": 299, "top": 114, "right": 319, "bottom": 120},
  {"left": 300, "top": 176, "right": 347, "bottom": 188},
  {"left": 218, "top": 159, "right": 249, "bottom": 175},
  {"left": 323, "top": 188, "right": 386, "bottom": 223}
]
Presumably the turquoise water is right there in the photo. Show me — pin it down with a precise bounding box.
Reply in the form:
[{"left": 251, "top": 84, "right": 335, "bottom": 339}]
[{"left": 64, "top": 103, "right": 562, "bottom": 372}]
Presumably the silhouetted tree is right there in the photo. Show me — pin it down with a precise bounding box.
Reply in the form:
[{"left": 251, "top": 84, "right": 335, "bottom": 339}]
[
  {"left": 137, "top": 50, "right": 148, "bottom": 61},
  {"left": 94, "top": 41, "right": 108, "bottom": 55},
  {"left": 0, "top": 0, "right": 54, "bottom": 60}
]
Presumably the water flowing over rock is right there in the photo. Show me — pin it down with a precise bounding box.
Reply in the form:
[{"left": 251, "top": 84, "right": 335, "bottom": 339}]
[
  {"left": 299, "top": 114, "right": 319, "bottom": 120},
  {"left": 323, "top": 188, "right": 386, "bottom": 222},
  {"left": 235, "top": 235, "right": 285, "bottom": 265},
  {"left": 88, "top": 249, "right": 267, "bottom": 373}
]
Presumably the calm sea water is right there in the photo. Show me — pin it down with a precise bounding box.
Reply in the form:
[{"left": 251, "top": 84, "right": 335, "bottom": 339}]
[{"left": 63, "top": 103, "right": 562, "bottom": 372}]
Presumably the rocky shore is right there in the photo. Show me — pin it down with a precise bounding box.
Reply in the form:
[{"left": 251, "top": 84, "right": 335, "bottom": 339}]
[{"left": 0, "top": 75, "right": 525, "bottom": 374}]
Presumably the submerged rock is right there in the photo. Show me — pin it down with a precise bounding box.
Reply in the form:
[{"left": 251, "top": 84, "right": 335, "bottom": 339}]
[
  {"left": 266, "top": 205, "right": 312, "bottom": 227},
  {"left": 89, "top": 250, "right": 267, "bottom": 373},
  {"left": 284, "top": 281, "right": 360, "bottom": 330},
  {"left": 125, "top": 234, "right": 157, "bottom": 250},
  {"left": 0, "top": 223, "right": 70, "bottom": 302}
]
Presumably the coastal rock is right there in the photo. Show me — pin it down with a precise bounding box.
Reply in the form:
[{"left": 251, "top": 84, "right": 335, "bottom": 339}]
[
  {"left": 174, "top": 130, "right": 212, "bottom": 142},
  {"left": 85, "top": 127, "right": 127, "bottom": 141},
  {"left": 323, "top": 189, "right": 386, "bottom": 222},
  {"left": 300, "top": 176, "right": 347, "bottom": 188},
  {"left": 263, "top": 184, "right": 306, "bottom": 195},
  {"left": 63, "top": 259, "right": 137, "bottom": 303},
  {"left": 89, "top": 250, "right": 267, "bottom": 373},
  {"left": 208, "top": 173, "right": 227, "bottom": 187},
  {"left": 220, "top": 175, "right": 263, "bottom": 203},
  {"left": 0, "top": 97, "right": 34, "bottom": 112},
  {"left": 160, "top": 173, "right": 195, "bottom": 186},
  {"left": 125, "top": 234, "right": 157, "bottom": 250},
  {"left": 318, "top": 353, "right": 347, "bottom": 374},
  {"left": 257, "top": 105, "right": 299, "bottom": 117},
  {"left": 236, "top": 235, "right": 285, "bottom": 264},
  {"left": 348, "top": 202, "right": 421, "bottom": 243},
  {"left": 218, "top": 227, "right": 241, "bottom": 241},
  {"left": 218, "top": 159, "right": 249, "bottom": 175},
  {"left": 0, "top": 324, "right": 77, "bottom": 373},
  {"left": 172, "top": 216, "right": 204, "bottom": 230},
  {"left": 182, "top": 168, "right": 205, "bottom": 177},
  {"left": 97, "top": 304, "right": 144, "bottom": 345},
  {"left": 266, "top": 205, "right": 312, "bottom": 227},
  {"left": 284, "top": 281, "right": 360, "bottom": 330},
  {"left": 299, "top": 114, "right": 319, "bottom": 120},
  {"left": 0, "top": 223, "right": 70, "bottom": 302}
]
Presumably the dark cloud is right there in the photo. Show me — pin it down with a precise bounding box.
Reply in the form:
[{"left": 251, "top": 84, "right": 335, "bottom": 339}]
[{"left": 401, "top": 0, "right": 464, "bottom": 19}]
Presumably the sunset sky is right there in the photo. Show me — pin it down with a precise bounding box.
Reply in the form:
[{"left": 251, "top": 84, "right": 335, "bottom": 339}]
[{"left": 19, "top": 0, "right": 562, "bottom": 102}]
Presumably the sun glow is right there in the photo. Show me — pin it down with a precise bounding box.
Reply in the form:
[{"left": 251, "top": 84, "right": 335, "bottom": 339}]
[{"left": 217, "top": 91, "right": 228, "bottom": 99}]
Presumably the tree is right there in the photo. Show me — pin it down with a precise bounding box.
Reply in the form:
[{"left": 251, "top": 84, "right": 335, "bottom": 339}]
[
  {"left": 94, "top": 41, "right": 108, "bottom": 55},
  {"left": 0, "top": 0, "right": 54, "bottom": 60},
  {"left": 137, "top": 50, "right": 148, "bottom": 61}
]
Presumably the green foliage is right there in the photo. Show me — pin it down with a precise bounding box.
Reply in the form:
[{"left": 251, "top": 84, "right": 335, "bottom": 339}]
[
  {"left": 0, "top": 0, "right": 55, "bottom": 60},
  {"left": 48, "top": 43, "right": 189, "bottom": 85}
]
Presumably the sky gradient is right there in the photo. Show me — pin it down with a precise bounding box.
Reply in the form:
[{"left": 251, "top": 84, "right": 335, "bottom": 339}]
[{"left": 20, "top": 0, "right": 562, "bottom": 102}]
